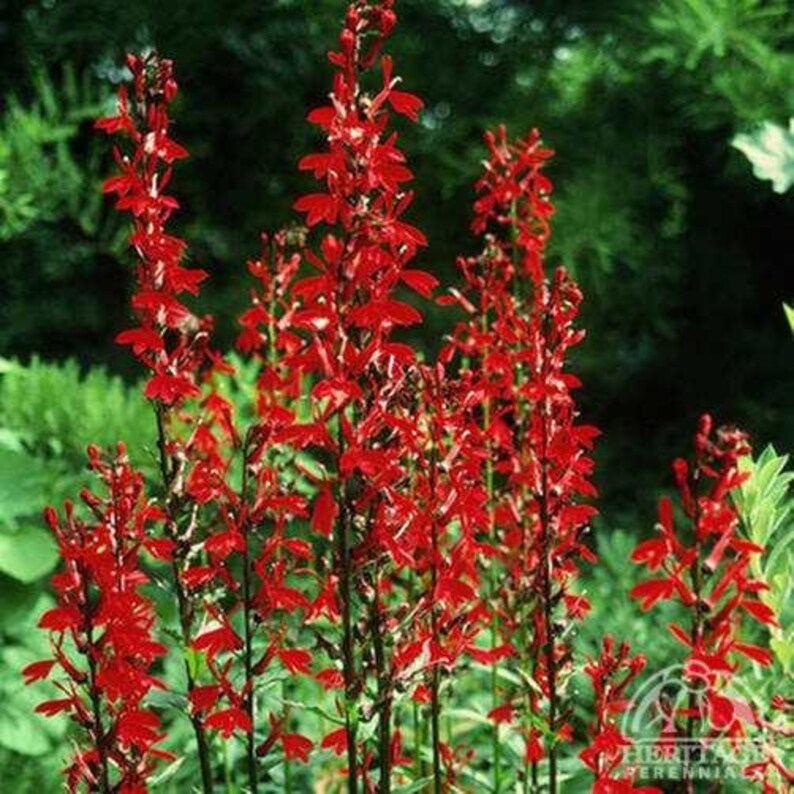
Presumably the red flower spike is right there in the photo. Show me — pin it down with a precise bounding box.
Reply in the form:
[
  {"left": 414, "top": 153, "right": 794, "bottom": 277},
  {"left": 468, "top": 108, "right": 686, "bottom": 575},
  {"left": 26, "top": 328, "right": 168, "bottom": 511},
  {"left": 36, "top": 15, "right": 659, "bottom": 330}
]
[
  {"left": 277, "top": 0, "right": 430, "bottom": 784},
  {"left": 446, "top": 125, "right": 600, "bottom": 781},
  {"left": 580, "top": 637, "right": 657, "bottom": 791},
  {"left": 631, "top": 417, "right": 778, "bottom": 786},
  {"left": 98, "top": 53, "right": 216, "bottom": 409},
  {"left": 30, "top": 447, "right": 169, "bottom": 789}
]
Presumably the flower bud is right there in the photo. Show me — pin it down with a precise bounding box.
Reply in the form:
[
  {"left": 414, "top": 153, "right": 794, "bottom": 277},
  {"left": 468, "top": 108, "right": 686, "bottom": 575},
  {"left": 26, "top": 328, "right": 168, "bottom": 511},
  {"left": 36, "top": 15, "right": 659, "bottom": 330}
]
[
  {"left": 340, "top": 28, "right": 356, "bottom": 54},
  {"left": 79, "top": 488, "right": 102, "bottom": 510},
  {"left": 380, "top": 10, "right": 397, "bottom": 36},
  {"left": 43, "top": 506, "right": 59, "bottom": 532},
  {"left": 345, "top": 7, "right": 358, "bottom": 29}
]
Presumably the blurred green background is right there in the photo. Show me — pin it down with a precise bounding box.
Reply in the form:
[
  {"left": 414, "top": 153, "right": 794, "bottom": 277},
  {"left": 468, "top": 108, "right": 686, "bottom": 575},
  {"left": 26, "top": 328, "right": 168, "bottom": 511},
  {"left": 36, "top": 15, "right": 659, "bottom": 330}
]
[
  {"left": 0, "top": 0, "right": 791, "bottom": 788},
  {"left": 1, "top": 0, "right": 791, "bottom": 516}
]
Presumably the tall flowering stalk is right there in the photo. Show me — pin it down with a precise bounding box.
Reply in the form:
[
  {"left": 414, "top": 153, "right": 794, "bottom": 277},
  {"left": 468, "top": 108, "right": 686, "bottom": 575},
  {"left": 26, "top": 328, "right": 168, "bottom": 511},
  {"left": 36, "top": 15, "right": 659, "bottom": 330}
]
[
  {"left": 26, "top": 444, "right": 169, "bottom": 792},
  {"left": 98, "top": 55, "right": 319, "bottom": 792},
  {"left": 287, "top": 1, "right": 432, "bottom": 787},
  {"left": 192, "top": 229, "right": 319, "bottom": 790},
  {"left": 95, "top": 52, "right": 218, "bottom": 793},
  {"left": 631, "top": 415, "right": 777, "bottom": 789},
  {"left": 388, "top": 364, "right": 488, "bottom": 790},
  {"left": 446, "top": 127, "right": 599, "bottom": 792},
  {"left": 579, "top": 636, "right": 660, "bottom": 793}
]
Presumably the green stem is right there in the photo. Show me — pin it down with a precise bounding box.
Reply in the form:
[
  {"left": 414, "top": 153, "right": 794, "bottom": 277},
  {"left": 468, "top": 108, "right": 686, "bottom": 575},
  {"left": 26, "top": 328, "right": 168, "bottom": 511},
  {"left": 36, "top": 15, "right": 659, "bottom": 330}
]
[
  {"left": 484, "top": 387, "right": 502, "bottom": 794},
  {"left": 430, "top": 580, "right": 442, "bottom": 794},
  {"left": 490, "top": 663, "right": 501, "bottom": 793},
  {"left": 684, "top": 499, "right": 704, "bottom": 794},
  {"left": 336, "top": 419, "right": 359, "bottom": 793},
  {"left": 428, "top": 448, "right": 443, "bottom": 794},
  {"left": 370, "top": 558, "right": 392, "bottom": 794},
  {"left": 224, "top": 738, "right": 233, "bottom": 794},
  {"left": 283, "top": 682, "right": 293, "bottom": 794},
  {"left": 155, "top": 405, "right": 214, "bottom": 794},
  {"left": 538, "top": 398, "right": 557, "bottom": 794},
  {"left": 83, "top": 576, "right": 111, "bottom": 793},
  {"left": 240, "top": 433, "right": 258, "bottom": 794}
]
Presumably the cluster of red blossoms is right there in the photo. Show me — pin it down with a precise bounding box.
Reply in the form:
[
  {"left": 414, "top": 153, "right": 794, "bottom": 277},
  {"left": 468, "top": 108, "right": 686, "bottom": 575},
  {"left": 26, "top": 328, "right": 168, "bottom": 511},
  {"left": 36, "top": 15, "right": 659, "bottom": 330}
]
[
  {"left": 631, "top": 416, "right": 786, "bottom": 789},
  {"left": 579, "top": 636, "right": 654, "bottom": 794},
  {"left": 26, "top": 2, "right": 784, "bottom": 793},
  {"left": 25, "top": 444, "right": 169, "bottom": 792},
  {"left": 444, "top": 125, "right": 600, "bottom": 788}
]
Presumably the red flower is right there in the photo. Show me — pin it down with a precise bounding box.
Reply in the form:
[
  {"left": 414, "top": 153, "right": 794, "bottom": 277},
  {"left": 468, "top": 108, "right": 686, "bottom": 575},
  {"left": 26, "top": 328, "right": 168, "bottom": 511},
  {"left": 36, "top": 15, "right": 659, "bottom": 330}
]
[
  {"left": 630, "top": 578, "right": 676, "bottom": 611},
  {"left": 193, "top": 624, "right": 243, "bottom": 662},
  {"left": 21, "top": 659, "right": 56, "bottom": 685},
  {"left": 488, "top": 703, "right": 515, "bottom": 725},
  {"left": 315, "top": 668, "right": 345, "bottom": 690},
  {"left": 321, "top": 728, "right": 348, "bottom": 756},
  {"left": 281, "top": 733, "right": 313, "bottom": 762},
  {"left": 277, "top": 648, "right": 312, "bottom": 675},
  {"left": 188, "top": 685, "right": 221, "bottom": 715},
  {"left": 388, "top": 90, "right": 424, "bottom": 121},
  {"left": 205, "top": 707, "right": 252, "bottom": 738},
  {"left": 525, "top": 731, "right": 544, "bottom": 763}
]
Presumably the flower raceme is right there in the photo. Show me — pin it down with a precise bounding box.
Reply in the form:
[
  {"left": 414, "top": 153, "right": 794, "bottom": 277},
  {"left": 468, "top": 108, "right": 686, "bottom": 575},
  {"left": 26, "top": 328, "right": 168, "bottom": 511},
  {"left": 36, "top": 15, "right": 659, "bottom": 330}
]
[
  {"left": 631, "top": 415, "right": 778, "bottom": 783},
  {"left": 27, "top": 444, "right": 169, "bottom": 792},
  {"left": 96, "top": 53, "right": 318, "bottom": 794},
  {"left": 579, "top": 637, "right": 661, "bottom": 793},
  {"left": 445, "top": 126, "right": 599, "bottom": 792},
  {"left": 96, "top": 53, "right": 213, "bottom": 407},
  {"left": 283, "top": 1, "right": 441, "bottom": 787}
]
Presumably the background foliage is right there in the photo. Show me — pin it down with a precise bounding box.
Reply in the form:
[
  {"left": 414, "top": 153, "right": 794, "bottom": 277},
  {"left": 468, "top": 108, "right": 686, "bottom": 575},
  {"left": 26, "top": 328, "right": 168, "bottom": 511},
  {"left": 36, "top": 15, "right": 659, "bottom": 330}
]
[{"left": 0, "top": 0, "right": 791, "bottom": 788}]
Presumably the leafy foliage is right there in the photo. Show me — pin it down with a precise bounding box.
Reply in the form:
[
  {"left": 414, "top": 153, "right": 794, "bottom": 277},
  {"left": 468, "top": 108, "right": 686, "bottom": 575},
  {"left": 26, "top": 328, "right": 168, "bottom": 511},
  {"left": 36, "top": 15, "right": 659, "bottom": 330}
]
[
  {"left": 0, "top": 66, "right": 127, "bottom": 358},
  {"left": 0, "top": 357, "right": 154, "bottom": 470},
  {"left": 0, "top": 65, "right": 107, "bottom": 239},
  {"left": 734, "top": 445, "right": 793, "bottom": 672}
]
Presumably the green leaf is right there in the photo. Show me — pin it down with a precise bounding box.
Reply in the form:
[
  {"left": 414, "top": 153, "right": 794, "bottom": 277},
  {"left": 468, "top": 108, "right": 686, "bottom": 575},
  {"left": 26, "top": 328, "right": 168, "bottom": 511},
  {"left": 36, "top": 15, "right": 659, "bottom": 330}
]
[
  {"left": 394, "top": 776, "right": 435, "bottom": 793},
  {"left": 770, "top": 636, "right": 793, "bottom": 673},
  {"left": 0, "top": 646, "right": 67, "bottom": 756},
  {"left": 0, "top": 573, "right": 40, "bottom": 628},
  {"left": 148, "top": 757, "right": 186, "bottom": 786},
  {"left": 0, "top": 449, "right": 54, "bottom": 524},
  {"left": 784, "top": 303, "right": 794, "bottom": 335},
  {"left": 0, "top": 526, "right": 58, "bottom": 583}
]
